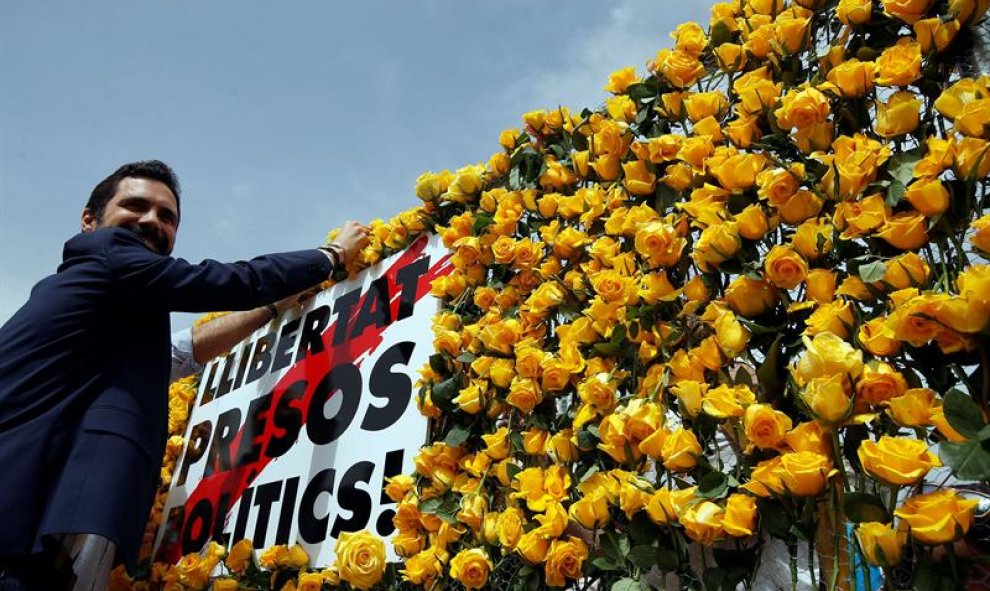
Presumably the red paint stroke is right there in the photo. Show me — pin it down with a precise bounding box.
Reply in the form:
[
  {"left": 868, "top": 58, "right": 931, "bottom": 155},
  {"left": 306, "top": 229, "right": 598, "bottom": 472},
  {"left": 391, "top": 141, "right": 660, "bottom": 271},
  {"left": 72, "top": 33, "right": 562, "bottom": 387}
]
[{"left": 158, "top": 235, "right": 451, "bottom": 561}]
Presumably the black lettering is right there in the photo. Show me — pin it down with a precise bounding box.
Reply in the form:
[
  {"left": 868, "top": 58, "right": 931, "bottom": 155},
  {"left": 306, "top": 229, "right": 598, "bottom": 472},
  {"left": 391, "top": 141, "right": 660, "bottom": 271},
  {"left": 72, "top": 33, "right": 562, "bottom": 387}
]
[
  {"left": 235, "top": 392, "right": 272, "bottom": 468},
  {"left": 245, "top": 332, "right": 276, "bottom": 385},
  {"left": 307, "top": 363, "right": 361, "bottom": 445},
  {"left": 252, "top": 481, "right": 283, "bottom": 549},
  {"left": 299, "top": 469, "right": 335, "bottom": 543},
  {"left": 204, "top": 408, "right": 241, "bottom": 477},
  {"left": 233, "top": 487, "right": 255, "bottom": 544},
  {"left": 331, "top": 461, "right": 374, "bottom": 538},
  {"left": 275, "top": 477, "right": 300, "bottom": 545},
  {"left": 376, "top": 449, "right": 404, "bottom": 536},
  {"left": 177, "top": 420, "right": 212, "bottom": 486},
  {"left": 361, "top": 341, "right": 416, "bottom": 431},
  {"left": 272, "top": 318, "right": 301, "bottom": 373},
  {"left": 267, "top": 380, "right": 307, "bottom": 459},
  {"left": 232, "top": 341, "right": 254, "bottom": 390},
  {"left": 182, "top": 498, "right": 213, "bottom": 555},
  {"left": 211, "top": 493, "right": 232, "bottom": 546},
  {"left": 296, "top": 305, "right": 331, "bottom": 363},
  {"left": 332, "top": 288, "right": 361, "bottom": 345},
  {"left": 215, "top": 351, "right": 238, "bottom": 398},
  {"left": 349, "top": 276, "right": 391, "bottom": 340},
  {"left": 201, "top": 361, "right": 220, "bottom": 405},
  {"left": 394, "top": 256, "right": 430, "bottom": 321}
]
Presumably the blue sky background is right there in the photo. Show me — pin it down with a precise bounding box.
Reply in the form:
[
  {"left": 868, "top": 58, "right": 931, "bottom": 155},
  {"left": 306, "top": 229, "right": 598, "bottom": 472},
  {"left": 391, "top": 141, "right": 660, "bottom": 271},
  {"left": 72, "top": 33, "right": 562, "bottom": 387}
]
[{"left": 0, "top": 0, "right": 712, "bottom": 329}]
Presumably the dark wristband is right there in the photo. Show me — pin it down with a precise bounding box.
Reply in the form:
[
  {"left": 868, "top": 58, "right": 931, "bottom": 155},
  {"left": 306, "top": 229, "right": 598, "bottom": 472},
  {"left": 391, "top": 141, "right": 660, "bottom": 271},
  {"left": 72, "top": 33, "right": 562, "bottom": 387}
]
[
  {"left": 264, "top": 303, "right": 278, "bottom": 321},
  {"left": 318, "top": 244, "right": 342, "bottom": 270}
]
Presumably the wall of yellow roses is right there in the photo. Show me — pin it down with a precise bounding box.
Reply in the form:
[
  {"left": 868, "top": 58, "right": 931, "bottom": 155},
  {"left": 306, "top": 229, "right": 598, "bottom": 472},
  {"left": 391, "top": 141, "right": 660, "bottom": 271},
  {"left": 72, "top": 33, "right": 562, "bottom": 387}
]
[{"left": 118, "top": 0, "right": 990, "bottom": 590}]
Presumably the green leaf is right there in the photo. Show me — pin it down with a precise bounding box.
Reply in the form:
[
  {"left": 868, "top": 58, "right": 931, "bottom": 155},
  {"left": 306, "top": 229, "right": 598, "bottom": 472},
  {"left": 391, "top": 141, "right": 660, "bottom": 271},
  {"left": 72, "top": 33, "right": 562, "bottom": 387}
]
[
  {"left": 601, "top": 531, "right": 630, "bottom": 562},
  {"left": 655, "top": 549, "right": 679, "bottom": 571},
  {"left": 627, "top": 512, "right": 657, "bottom": 545},
  {"left": 444, "top": 425, "right": 471, "bottom": 447},
  {"left": 943, "top": 389, "right": 986, "bottom": 440},
  {"left": 429, "top": 353, "right": 446, "bottom": 375},
  {"left": 628, "top": 545, "right": 657, "bottom": 569},
  {"left": 611, "top": 578, "right": 647, "bottom": 591},
  {"left": 591, "top": 556, "right": 622, "bottom": 571},
  {"left": 858, "top": 261, "right": 887, "bottom": 284},
  {"left": 940, "top": 439, "right": 990, "bottom": 481},
  {"left": 757, "top": 335, "right": 785, "bottom": 403},
  {"left": 472, "top": 212, "right": 493, "bottom": 235},
  {"left": 887, "top": 180, "right": 906, "bottom": 208},
  {"left": 430, "top": 375, "right": 461, "bottom": 411},
  {"left": 626, "top": 83, "right": 656, "bottom": 103},
  {"left": 697, "top": 471, "right": 729, "bottom": 499},
  {"left": 842, "top": 492, "right": 889, "bottom": 524},
  {"left": 455, "top": 352, "right": 477, "bottom": 363}
]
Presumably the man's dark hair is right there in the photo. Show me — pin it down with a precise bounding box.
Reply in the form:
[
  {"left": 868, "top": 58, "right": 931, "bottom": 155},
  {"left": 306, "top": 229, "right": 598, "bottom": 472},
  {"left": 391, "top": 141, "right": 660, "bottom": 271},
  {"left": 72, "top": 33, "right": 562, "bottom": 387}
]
[{"left": 86, "top": 160, "right": 181, "bottom": 221}]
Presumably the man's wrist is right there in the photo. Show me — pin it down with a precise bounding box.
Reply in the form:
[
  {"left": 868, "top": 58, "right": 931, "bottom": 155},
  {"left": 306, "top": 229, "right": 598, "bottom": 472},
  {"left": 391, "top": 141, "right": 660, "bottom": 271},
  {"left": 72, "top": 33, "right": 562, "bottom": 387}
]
[{"left": 318, "top": 243, "right": 343, "bottom": 269}]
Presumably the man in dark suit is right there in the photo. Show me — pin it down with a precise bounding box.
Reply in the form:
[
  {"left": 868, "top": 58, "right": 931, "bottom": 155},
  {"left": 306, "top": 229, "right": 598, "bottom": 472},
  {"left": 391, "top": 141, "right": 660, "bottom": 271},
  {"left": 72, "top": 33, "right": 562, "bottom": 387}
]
[{"left": 0, "top": 160, "right": 369, "bottom": 590}]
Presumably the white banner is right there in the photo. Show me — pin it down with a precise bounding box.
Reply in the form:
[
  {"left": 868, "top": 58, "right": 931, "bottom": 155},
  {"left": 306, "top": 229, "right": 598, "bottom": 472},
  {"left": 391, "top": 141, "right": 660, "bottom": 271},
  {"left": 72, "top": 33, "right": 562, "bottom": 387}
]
[{"left": 155, "top": 234, "right": 450, "bottom": 566}]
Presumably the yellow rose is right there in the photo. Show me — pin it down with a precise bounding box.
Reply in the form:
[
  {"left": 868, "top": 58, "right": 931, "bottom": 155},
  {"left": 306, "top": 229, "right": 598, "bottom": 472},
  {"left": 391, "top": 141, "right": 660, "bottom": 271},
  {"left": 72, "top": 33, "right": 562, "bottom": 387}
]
[
  {"left": 454, "top": 382, "right": 486, "bottom": 414},
  {"left": 949, "top": 0, "right": 990, "bottom": 23},
  {"left": 777, "top": 451, "right": 835, "bottom": 496},
  {"left": 659, "top": 427, "right": 702, "bottom": 472},
  {"left": 544, "top": 537, "right": 589, "bottom": 587},
  {"left": 816, "top": 135, "right": 892, "bottom": 200},
  {"left": 884, "top": 252, "right": 931, "bottom": 290},
  {"left": 765, "top": 245, "right": 809, "bottom": 290},
  {"left": 876, "top": 212, "right": 928, "bottom": 250},
  {"left": 856, "top": 522, "right": 906, "bottom": 566},
  {"left": 226, "top": 539, "right": 254, "bottom": 574},
  {"left": 838, "top": 0, "right": 873, "bottom": 24},
  {"left": 955, "top": 137, "right": 990, "bottom": 180},
  {"left": 971, "top": 215, "right": 990, "bottom": 253},
  {"left": 671, "top": 381, "right": 706, "bottom": 418},
  {"left": 415, "top": 171, "right": 444, "bottom": 202},
  {"left": 802, "top": 374, "right": 855, "bottom": 425},
  {"left": 634, "top": 221, "right": 685, "bottom": 269},
  {"left": 714, "top": 43, "right": 747, "bottom": 72},
  {"left": 401, "top": 547, "right": 445, "bottom": 585},
  {"left": 708, "top": 151, "right": 767, "bottom": 192},
  {"left": 724, "top": 276, "right": 778, "bottom": 317},
  {"left": 175, "top": 555, "right": 210, "bottom": 590},
  {"left": 495, "top": 507, "right": 526, "bottom": 549},
  {"left": 744, "top": 403, "right": 793, "bottom": 451},
  {"left": 895, "top": 489, "right": 979, "bottom": 545},
  {"left": 702, "top": 384, "right": 756, "bottom": 419},
  {"left": 646, "top": 486, "right": 695, "bottom": 525},
  {"left": 296, "top": 572, "right": 324, "bottom": 591},
  {"left": 793, "top": 332, "right": 864, "bottom": 384},
  {"left": 735, "top": 204, "right": 771, "bottom": 240},
  {"left": 722, "top": 493, "right": 758, "bottom": 537},
  {"left": 858, "top": 317, "right": 901, "bottom": 357},
  {"left": 806, "top": 269, "right": 838, "bottom": 304},
  {"left": 692, "top": 221, "right": 742, "bottom": 272},
  {"left": 881, "top": 0, "right": 934, "bottom": 23},
  {"left": 684, "top": 91, "right": 728, "bottom": 123},
  {"left": 823, "top": 59, "right": 876, "bottom": 98},
  {"left": 856, "top": 361, "right": 908, "bottom": 406},
  {"left": 604, "top": 66, "right": 640, "bottom": 94},
  {"left": 726, "top": 113, "right": 763, "bottom": 147},
  {"left": 655, "top": 48, "right": 706, "bottom": 88},
  {"left": 773, "top": 13, "right": 810, "bottom": 55},
  {"left": 681, "top": 500, "right": 725, "bottom": 545},
  {"left": 785, "top": 421, "right": 832, "bottom": 456},
  {"left": 875, "top": 38, "right": 922, "bottom": 86},
  {"left": 805, "top": 299, "right": 854, "bottom": 339},
  {"left": 516, "top": 530, "right": 549, "bottom": 564},
  {"left": 733, "top": 67, "right": 783, "bottom": 115},
  {"left": 914, "top": 17, "right": 961, "bottom": 53},
  {"left": 834, "top": 194, "right": 888, "bottom": 239},
  {"left": 791, "top": 219, "right": 833, "bottom": 262},
  {"left": 875, "top": 91, "right": 921, "bottom": 138},
  {"left": 887, "top": 387, "right": 936, "bottom": 427},
  {"left": 775, "top": 87, "right": 830, "bottom": 131},
  {"left": 449, "top": 548, "right": 493, "bottom": 590},
  {"left": 672, "top": 21, "right": 708, "bottom": 56},
  {"left": 858, "top": 436, "right": 941, "bottom": 486},
  {"left": 259, "top": 544, "right": 309, "bottom": 570},
  {"left": 212, "top": 579, "right": 239, "bottom": 591},
  {"left": 606, "top": 95, "right": 637, "bottom": 122},
  {"left": 569, "top": 490, "right": 610, "bottom": 529}
]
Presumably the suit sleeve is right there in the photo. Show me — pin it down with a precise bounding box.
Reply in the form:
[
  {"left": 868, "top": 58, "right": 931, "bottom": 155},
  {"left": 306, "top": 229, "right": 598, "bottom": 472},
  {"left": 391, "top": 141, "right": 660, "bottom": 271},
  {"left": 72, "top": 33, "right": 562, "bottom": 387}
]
[{"left": 102, "top": 228, "right": 333, "bottom": 312}]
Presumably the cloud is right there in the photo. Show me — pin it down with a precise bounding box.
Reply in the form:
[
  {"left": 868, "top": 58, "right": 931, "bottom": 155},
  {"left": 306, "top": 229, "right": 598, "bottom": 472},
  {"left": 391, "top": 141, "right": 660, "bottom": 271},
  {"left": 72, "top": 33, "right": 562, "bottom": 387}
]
[{"left": 492, "top": 0, "right": 712, "bottom": 118}]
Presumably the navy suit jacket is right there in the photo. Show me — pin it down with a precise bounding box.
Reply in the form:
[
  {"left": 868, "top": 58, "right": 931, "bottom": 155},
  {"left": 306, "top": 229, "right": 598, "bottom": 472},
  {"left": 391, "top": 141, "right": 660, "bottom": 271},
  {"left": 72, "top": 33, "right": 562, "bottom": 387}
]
[{"left": 0, "top": 227, "right": 332, "bottom": 568}]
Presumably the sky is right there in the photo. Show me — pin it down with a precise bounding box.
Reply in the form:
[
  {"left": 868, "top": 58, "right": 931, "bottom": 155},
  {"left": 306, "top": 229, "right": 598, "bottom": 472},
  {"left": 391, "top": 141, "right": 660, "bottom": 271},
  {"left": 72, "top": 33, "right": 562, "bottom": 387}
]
[{"left": 0, "top": 0, "right": 713, "bottom": 330}]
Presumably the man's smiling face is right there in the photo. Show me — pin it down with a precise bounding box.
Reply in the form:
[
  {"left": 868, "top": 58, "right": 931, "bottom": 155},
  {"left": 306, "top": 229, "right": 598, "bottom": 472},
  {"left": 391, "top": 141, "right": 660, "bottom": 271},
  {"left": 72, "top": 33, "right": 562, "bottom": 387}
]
[{"left": 81, "top": 176, "right": 179, "bottom": 255}]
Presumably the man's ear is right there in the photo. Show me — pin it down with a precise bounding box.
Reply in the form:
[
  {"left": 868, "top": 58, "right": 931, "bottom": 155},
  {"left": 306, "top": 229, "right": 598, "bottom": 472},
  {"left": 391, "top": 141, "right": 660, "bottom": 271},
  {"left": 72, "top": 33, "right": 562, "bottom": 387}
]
[{"left": 81, "top": 208, "right": 98, "bottom": 232}]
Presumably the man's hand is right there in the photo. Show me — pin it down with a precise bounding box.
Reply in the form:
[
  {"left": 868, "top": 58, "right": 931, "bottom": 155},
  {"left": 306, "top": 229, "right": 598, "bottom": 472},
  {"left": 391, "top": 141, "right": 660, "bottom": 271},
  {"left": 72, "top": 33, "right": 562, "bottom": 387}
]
[{"left": 327, "top": 221, "right": 371, "bottom": 266}]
